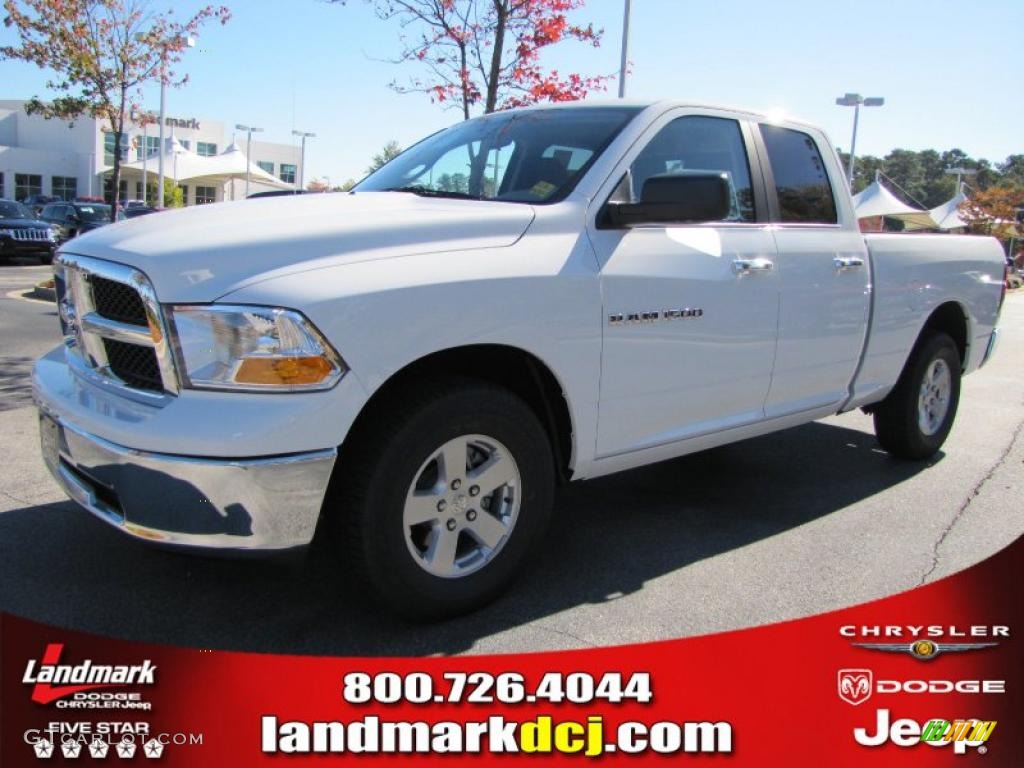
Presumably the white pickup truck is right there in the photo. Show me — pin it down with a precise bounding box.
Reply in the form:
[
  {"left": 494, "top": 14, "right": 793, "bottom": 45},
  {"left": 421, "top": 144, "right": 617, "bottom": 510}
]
[{"left": 34, "top": 102, "right": 1006, "bottom": 618}]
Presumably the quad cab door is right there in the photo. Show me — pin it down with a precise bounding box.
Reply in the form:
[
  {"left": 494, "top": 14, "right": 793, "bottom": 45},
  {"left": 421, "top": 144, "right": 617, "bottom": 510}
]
[
  {"left": 752, "top": 123, "right": 872, "bottom": 417},
  {"left": 588, "top": 112, "right": 781, "bottom": 459}
]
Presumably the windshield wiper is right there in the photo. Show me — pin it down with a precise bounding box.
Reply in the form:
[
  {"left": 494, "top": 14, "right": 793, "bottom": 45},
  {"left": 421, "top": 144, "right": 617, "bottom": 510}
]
[{"left": 383, "top": 185, "right": 481, "bottom": 200}]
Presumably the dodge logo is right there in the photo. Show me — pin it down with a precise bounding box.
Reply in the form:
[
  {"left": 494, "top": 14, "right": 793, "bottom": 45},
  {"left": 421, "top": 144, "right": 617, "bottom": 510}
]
[{"left": 838, "top": 669, "right": 873, "bottom": 706}]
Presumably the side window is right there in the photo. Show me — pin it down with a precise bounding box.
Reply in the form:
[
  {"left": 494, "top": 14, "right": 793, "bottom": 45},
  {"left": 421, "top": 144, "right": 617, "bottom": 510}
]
[
  {"left": 629, "top": 116, "right": 755, "bottom": 222},
  {"left": 760, "top": 125, "right": 837, "bottom": 224}
]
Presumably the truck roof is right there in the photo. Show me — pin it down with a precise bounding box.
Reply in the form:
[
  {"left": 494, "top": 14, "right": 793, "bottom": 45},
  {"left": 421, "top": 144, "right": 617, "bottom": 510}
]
[{"left": 503, "top": 99, "right": 822, "bottom": 132}]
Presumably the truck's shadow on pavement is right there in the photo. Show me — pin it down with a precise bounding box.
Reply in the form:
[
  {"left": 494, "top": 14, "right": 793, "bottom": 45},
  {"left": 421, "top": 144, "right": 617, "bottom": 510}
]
[{"left": 0, "top": 421, "right": 937, "bottom": 656}]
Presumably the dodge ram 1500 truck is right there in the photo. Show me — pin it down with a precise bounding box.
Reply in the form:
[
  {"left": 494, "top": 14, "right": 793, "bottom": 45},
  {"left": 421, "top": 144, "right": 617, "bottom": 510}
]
[{"left": 33, "top": 102, "right": 1006, "bottom": 618}]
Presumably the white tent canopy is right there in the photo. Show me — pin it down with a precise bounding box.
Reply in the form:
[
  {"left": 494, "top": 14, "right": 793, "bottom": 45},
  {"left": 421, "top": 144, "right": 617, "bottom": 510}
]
[
  {"left": 852, "top": 179, "right": 937, "bottom": 230},
  {"left": 119, "top": 141, "right": 292, "bottom": 190},
  {"left": 929, "top": 191, "right": 969, "bottom": 231}
]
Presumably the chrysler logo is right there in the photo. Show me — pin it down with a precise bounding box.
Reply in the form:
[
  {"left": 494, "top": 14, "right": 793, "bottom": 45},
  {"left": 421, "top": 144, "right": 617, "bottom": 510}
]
[{"left": 851, "top": 640, "right": 997, "bottom": 660}]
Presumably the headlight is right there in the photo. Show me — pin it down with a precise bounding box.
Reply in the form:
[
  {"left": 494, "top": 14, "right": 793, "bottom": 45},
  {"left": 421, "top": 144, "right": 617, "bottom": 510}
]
[
  {"left": 47, "top": 228, "right": 59, "bottom": 241},
  {"left": 168, "top": 304, "right": 346, "bottom": 392},
  {"left": 0, "top": 228, "right": 14, "bottom": 237}
]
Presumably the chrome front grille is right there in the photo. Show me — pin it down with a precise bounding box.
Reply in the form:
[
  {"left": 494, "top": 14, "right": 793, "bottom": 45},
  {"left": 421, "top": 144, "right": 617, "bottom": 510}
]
[
  {"left": 91, "top": 275, "right": 149, "bottom": 325},
  {"left": 55, "top": 254, "right": 178, "bottom": 397},
  {"left": 11, "top": 228, "right": 51, "bottom": 242}
]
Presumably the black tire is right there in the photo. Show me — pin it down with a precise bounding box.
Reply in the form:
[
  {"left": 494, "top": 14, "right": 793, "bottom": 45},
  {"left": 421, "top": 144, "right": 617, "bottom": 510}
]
[
  {"left": 873, "top": 332, "right": 961, "bottom": 460},
  {"left": 39, "top": 252, "right": 54, "bottom": 265},
  {"left": 328, "top": 377, "right": 555, "bottom": 620}
]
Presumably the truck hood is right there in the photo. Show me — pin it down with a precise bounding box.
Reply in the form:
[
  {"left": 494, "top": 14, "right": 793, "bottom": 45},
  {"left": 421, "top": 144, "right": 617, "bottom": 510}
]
[{"left": 59, "top": 192, "right": 535, "bottom": 302}]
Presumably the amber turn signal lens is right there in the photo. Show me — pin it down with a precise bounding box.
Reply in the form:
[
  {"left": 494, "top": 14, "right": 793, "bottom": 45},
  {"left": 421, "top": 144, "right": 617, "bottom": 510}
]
[{"left": 234, "top": 356, "right": 334, "bottom": 386}]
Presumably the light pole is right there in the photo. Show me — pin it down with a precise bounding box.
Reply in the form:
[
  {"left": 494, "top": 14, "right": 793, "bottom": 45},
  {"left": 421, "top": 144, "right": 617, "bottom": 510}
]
[
  {"left": 618, "top": 0, "right": 632, "bottom": 98},
  {"left": 156, "top": 35, "right": 195, "bottom": 208},
  {"left": 944, "top": 166, "right": 977, "bottom": 195},
  {"left": 236, "top": 123, "right": 264, "bottom": 197},
  {"left": 292, "top": 130, "right": 316, "bottom": 191},
  {"left": 835, "top": 93, "right": 884, "bottom": 187}
]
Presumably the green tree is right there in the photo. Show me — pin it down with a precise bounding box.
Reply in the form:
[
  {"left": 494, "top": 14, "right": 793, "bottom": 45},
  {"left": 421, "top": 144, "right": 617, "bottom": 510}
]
[
  {"left": 1, "top": 0, "right": 230, "bottom": 217},
  {"left": 998, "top": 155, "right": 1024, "bottom": 187},
  {"left": 163, "top": 178, "right": 183, "bottom": 208},
  {"left": 366, "top": 140, "right": 403, "bottom": 174}
]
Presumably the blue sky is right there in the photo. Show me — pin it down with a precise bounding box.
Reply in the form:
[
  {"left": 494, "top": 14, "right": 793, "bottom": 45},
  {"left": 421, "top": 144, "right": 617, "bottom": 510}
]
[{"left": 2, "top": 0, "right": 1021, "bottom": 184}]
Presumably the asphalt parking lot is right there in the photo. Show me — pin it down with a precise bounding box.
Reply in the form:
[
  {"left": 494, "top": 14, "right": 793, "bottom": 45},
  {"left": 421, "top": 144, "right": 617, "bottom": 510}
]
[{"left": 2, "top": 256, "right": 1022, "bottom": 656}]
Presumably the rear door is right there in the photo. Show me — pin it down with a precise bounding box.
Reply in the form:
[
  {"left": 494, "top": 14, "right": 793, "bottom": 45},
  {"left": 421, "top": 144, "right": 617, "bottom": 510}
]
[
  {"left": 589, "top": 112, "right": 780, "bottom": 457},
  {"left": 754, "top": 123, "right": 871, "bottom": 417}
]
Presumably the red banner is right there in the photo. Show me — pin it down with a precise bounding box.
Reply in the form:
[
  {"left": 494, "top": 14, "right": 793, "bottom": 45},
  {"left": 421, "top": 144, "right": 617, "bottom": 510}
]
[{"left": 3, "top": 535, "right": 1021, "bottom": 765}]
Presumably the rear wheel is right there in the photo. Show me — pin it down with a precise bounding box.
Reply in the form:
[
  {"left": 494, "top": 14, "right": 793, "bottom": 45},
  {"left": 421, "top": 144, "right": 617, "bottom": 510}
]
[
  {"left": 329, "top": 378, "right": 555, "bottom": 619},
  {"left": 873, "top": 332, "right": 961, "bottom": 460}
]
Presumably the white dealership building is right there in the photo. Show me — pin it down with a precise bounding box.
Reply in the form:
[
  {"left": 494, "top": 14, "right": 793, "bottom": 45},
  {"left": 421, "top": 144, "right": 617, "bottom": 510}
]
[{"left": 0, "top": 99, "right": 303, "bottom": 205}]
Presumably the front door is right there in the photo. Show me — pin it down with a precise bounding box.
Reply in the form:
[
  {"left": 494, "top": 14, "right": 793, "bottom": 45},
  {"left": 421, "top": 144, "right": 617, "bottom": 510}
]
[{"left": 589, "top": 114, "right": 780, "bottom": 458}]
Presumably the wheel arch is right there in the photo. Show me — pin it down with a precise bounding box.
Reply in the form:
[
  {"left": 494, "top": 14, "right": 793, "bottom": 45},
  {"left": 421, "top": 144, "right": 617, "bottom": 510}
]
[
  {"left": 337, "top": 344, "right": 576, "bottom": 483},
  {"left": 919, "top": 300, "right": 970, "bottom": 370}
]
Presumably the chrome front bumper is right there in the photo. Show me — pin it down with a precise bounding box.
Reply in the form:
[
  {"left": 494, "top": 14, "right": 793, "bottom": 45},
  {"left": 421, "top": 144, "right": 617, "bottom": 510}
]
[{"left": 38, "top": 411, "right": 336, "bottom": 551}]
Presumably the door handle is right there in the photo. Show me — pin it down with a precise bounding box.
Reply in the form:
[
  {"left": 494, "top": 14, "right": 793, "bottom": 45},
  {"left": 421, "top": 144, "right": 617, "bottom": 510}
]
[
  {"left": 732, "top": 257, "right": 775, "bottom": 276},
  {"left": 834, "top": 256, "right": 865, "bottom": 271}
]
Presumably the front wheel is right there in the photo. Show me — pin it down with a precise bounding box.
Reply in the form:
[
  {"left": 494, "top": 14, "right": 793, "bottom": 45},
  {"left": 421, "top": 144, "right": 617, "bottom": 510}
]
[
  {"left": 873, "top": 332, "right": 961, "bottom": 460},
  {"left": 330, "top": 379, "right": 555, "bottom": 619}
]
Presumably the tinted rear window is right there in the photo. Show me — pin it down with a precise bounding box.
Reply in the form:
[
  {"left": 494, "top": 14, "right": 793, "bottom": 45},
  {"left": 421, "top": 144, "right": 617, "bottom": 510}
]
[{"left": 760, "top": 125, "right": 837, "bottom": 224}]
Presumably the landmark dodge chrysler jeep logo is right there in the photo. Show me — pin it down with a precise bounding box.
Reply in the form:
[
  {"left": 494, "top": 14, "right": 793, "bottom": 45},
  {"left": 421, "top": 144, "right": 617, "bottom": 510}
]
[{"left": 23, "top": 644, "right": 156, "bottom": 704}]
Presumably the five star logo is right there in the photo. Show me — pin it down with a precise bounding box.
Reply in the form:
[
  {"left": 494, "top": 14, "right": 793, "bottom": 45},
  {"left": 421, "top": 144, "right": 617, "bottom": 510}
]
[
  {"left": 143, "top": 738, "right": 165, "bottom": 758},
  {"left": 60, "top": 740, "right": 83, "bottom": 758},
  {"left": 116, "top": 740, "right": 137, "bottom": 759},
  {"left": 89, "top": 738, "right": 110, "bottom": 758},
  {"left": 33, "top": 738, "right": 55, "bottom": 759}
]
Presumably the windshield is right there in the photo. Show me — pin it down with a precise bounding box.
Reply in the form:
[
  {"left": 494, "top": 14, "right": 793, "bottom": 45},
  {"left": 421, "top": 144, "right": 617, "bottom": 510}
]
[
  {"left": 75, "top": 204, "right": 113, "bottom": 222},
  {"left": 356, "top": 106, "right": 642, "bottom": 204},
  {"left": 0, "top": 201, "right": 33, "bottom": 220}
]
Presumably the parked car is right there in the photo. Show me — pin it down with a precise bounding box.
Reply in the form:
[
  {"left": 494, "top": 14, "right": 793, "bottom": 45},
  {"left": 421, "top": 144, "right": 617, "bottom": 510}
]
[
  {"left": 0, "top": 198, "right": 58, "bottom": 263},
  {"left": 39, "top": 201, "right": 116, "bottom": 243},
  {"left": 121, "top": 205, "right": 158, "bottom": 219},
  {"left": 34, "top": 102, "right": 1006, "bottom": 619},
  {"left": 22, "top": 194, "right": 61, "bottom": 216}
]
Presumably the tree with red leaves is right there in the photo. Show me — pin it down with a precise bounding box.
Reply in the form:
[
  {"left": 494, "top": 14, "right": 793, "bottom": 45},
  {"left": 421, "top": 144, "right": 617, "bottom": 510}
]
[
  {"left": 2, "top": 0, "right": 230, "bottom": 215},
  {"left": 333, "top": 0, "right": 611, "bottom": 119}
]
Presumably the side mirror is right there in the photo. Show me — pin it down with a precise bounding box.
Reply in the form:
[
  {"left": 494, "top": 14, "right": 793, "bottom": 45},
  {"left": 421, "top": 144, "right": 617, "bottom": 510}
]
[{"left": 603, "top": 172, "right": 732, "bottom": 228}]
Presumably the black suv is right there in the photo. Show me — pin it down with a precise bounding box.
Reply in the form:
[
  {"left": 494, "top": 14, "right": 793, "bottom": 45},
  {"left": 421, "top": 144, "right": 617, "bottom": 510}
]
[
  {"left": 22, "top": 194, "right": 61, "bottom": 216},
  {"left": 40, "top": 201, "right": 116, "bottom": 243},
  {"left": 0, "top": 199, "right": 58, "bottom": 264}
]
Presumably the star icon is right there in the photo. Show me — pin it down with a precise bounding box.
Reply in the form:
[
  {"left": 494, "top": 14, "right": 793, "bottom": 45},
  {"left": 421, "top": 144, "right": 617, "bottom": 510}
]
[
  {"left": 61, "top": 740, "right": 83, "bottom": 758},
  {"left": 116, "top": 740, "right": 137, "bottom": 758},
  {"left": 143, "top": 739, "right": 165, "bottom": 758},
  {"left": 33, "top": 738, "right": 54, "bottom": 759},
  {"left": 89, "top": 738, "right": 110, "bottom": 758}
]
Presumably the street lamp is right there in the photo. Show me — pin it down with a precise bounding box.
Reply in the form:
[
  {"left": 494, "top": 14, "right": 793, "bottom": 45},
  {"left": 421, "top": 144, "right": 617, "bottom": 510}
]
[
  {"left": 944, "top": 166, "right": 977, "bottom": 195},
  {"left": 835, "top": 92, "right": 884, "bottom": 187},
  {"left": 236, "top": 123, "right": 264, "bottom": 197},
  {"left": 292, "top": 130, "right": 316, "bottom": 191},
  {"left": 156, "top": 35, "right": 194, "bottom": 207},
  {"left": 618, "top": 0, "right": 632, "bottom": 98}
]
